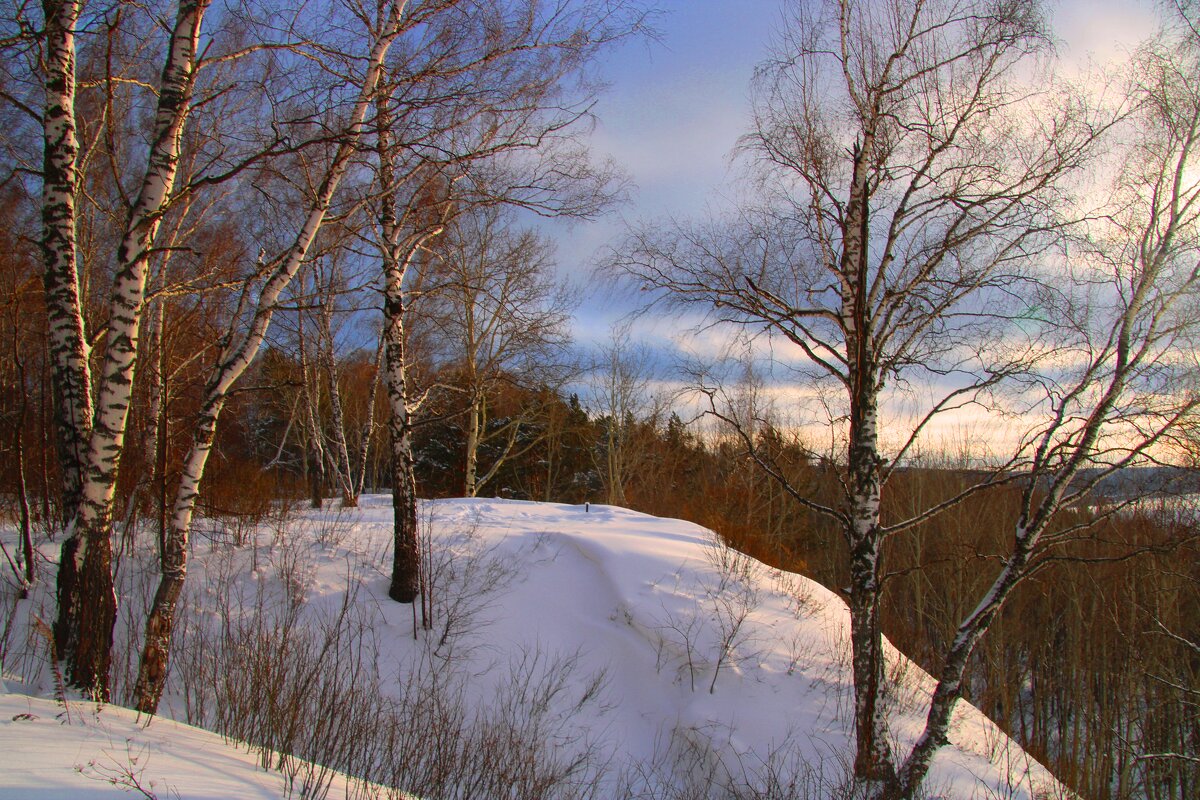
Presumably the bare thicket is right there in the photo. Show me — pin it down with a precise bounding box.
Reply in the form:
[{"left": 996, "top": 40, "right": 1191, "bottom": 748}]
[
  {"left": 159, "top": 516, "right": 616, "bottom": 800},
  {"left": 1, "top": 0, "right": 648, "bottom": 703}
]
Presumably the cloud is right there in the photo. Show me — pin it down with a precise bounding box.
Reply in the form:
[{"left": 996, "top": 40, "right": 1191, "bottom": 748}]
[{"left": 1055, "top": 0, "right": 1158, "bottom": 68}]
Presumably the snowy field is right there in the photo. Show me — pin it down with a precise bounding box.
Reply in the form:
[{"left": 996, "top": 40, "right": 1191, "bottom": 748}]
[{"left": 0, "top": 497, "right": 1065, "bottom": 798}]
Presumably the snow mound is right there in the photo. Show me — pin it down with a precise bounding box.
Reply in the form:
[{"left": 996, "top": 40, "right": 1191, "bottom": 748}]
[{"left": 1, "top": 497, "right": 1064, "bottom": 798}]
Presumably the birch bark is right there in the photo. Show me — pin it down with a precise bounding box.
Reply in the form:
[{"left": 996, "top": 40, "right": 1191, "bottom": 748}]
[
  {"left": 132, "top": 0, "right": 408, "bottom": 714},
  {"left": 376, "top": 119, "right": 443, "bottom": 603},
  {"left": 464, "top": 388, "right": 481, "bottom": 497},
  {"left": 41, "top": 0, "right": 95, "bottom": 673},
  {"left": 40, "top": 0, "right": 92, "bottom": 529},
  {"left": 382, "top": 240, "right": 423, "bottom": 604},
  {"left": 55, "top": 0, "right": 209, "bottom": 698},
  {"left": 840, "top": 130, "right": 896, "bottom": 781}
]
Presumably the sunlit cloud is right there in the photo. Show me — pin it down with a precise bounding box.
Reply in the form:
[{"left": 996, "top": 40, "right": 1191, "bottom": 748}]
[{"left": 554, "top": 0, "right": 1174, "bottom": 460}]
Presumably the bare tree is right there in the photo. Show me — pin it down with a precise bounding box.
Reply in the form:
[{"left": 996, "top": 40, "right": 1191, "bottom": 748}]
[
  {"left": 312, "top": 259, "right": 364, "bottom": 508},
  {"left": 279, "top": 251, "right": 373, "bottom": 509},
  {"left": 615, "top": 0, "right": 1102, "bottom": 784},
  {"left": 375, "top": 161, "right": 447, "bottom": 607},
  {"left": 590, "top": 322, "right": 655, "bottom": 506},
  {"left": 428, "top": 205, "right": 574, "bottom": 498},
  {"left": 887, "top": 9, "right": 1200, "bottom": 796},
  {"left": 365, "top": 0, "right": 646, "bottom": 604},
  {"left": 1133, "top": 564, "right": 1200, "bottom": 781},
  {"left": 0, "top": 217, "right": 40, "bottom": 598}
]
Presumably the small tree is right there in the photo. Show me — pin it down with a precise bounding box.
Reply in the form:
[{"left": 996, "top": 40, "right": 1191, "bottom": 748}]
[
  {"left": 427, "top": 205, "right": 574, "bottom": 498},
  {"left": 590, "top": 323, "right": 655, "bottom": 507}
]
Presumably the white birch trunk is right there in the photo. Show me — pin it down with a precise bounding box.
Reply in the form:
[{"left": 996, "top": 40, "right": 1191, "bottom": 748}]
[
  {"left": 318, "top": 299, "right": 357, "bottom": 506},
  {"left": 119, "top": 294, "right": 165, "bottom": 553},
  {"left": 56, "top": 0, "right": 209, "bottom": 698},
  {"left": 380, "top": 235, "right": 425, "bottom": 603},
  {"left": 375, "top": 88, "right": 450, "bottom": 605},
  {"left": 297, "top": 322, "right": 327, "bottom": 507},
  {"left": 352, "top": 336, "right": 386, "bottom": 498},
  {"left": 464, "top": 391, "right": 481, "bottom": 497},
  {"left": 131, "top": 0, "right": 409, "bottom": 714},
  {"left": 471, "top": 417, "right": 526, "bottom": 496},
  {"left": 41, "top": 0, "right": 95, "bottom": 678},
  {"left": 846, "top": 392, "right": 892, "bottom": 783},
  {"left": 40, "top": 0, "right": 92, "bottom": 528},
  {"left": 840, "top": 132, "right": 896, "bottom": 783}
]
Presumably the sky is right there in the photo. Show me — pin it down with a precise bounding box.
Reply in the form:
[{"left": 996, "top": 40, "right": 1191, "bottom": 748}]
[
  {"left": 527, "top": 0, "right": 1170, "bottom": 450},
  {"left": 550, "top": 0, "right": 1161, "bottom": 346}
]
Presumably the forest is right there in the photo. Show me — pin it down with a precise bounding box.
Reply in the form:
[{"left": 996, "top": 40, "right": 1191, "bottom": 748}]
[{"left": 1, "top": 0, "right": 1199, "bottom": 798}]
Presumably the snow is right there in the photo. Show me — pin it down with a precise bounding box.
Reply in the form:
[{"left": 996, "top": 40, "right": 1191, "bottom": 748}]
[
  {"left": 1, "top": 497, "right": 1065, "bottom": 798},
  {"left": 0, "top": 692, "right": 360, "bottom": 799}
]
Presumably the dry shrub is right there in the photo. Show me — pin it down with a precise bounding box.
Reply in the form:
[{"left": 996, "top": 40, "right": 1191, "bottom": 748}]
[
  {"left": 198, "top": 458, "right": 301, "bottom": 544},
  {"left": 623, "top": 723, "right": 922, "bottom": 800},
  {"left": 164, "top": 520, "right": 614, "bottom": 800},
  {"left": 170, "top": 588, "right": 616, "bottom": 800}
]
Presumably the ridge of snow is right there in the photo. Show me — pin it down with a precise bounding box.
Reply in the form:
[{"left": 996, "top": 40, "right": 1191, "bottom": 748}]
[{"left": 1, "top": 497, "right": 1064, "bottom": 798}]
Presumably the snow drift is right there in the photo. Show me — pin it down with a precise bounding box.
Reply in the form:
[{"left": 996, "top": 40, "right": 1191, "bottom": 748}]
[{"left": 0, "top": 497, "right": 1065, "bottom": 798}]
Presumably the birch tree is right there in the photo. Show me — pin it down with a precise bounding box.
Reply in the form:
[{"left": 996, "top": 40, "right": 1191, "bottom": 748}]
[
  {"left": 312, "top": 260, "right": 362, "bottom": 507},
  {"left": 365, "top": 0, "right": 644, "bottom": 604},
  {"left": 268, "top": 250, "right": 374, "bottom": 509},
  {"left": 53, "top": 0, "right": 212, "bottom": 698},
  {"left": 616, "top": 0, "right": 1100, "bottom": 783},
  {"left": 886, "top": 8, "right": 1200, "bottom": 796},
  {"left": 375, "top": 161, "right": 446, "bottom": 606},
  {"left": 130, "top": 0, "right": 413, "bottom": 714},
  {"left": 591, "top": 323, "right": 653, "bottom": 507},
  {"left": 429, "top": 205, "right": 574, "bottom": 498}
]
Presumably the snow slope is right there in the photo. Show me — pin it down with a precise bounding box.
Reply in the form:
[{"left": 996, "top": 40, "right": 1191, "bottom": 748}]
[
  {"left": 0, "top": 691, "right": 371, "bottom": 799},
  {"left": 0, "top": 497, "right": 1064, "bottom": 798}
]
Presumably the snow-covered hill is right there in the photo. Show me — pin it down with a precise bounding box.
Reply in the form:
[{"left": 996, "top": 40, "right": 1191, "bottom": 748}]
[
  {"left": 0, "top": 691, "right": 375, "bottom": 799},
  {"left": 1, "top": 497, "right": 1064, "bottom": 798}
]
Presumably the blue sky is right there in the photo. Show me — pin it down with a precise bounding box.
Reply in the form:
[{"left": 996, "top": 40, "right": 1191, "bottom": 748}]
[{"left": 543, "top": 0, "right": 1160, "bottom": 348}]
